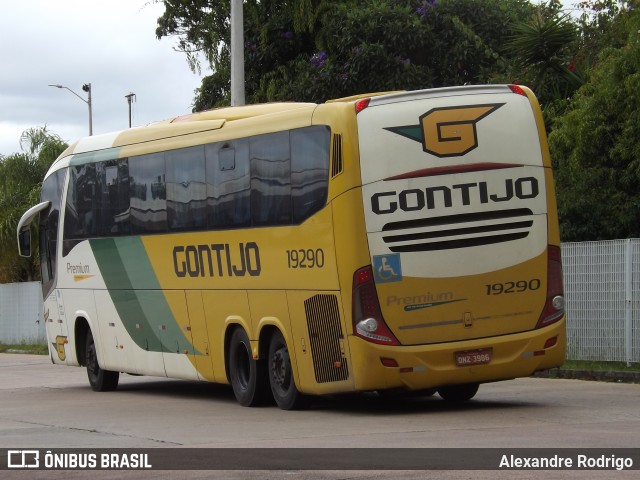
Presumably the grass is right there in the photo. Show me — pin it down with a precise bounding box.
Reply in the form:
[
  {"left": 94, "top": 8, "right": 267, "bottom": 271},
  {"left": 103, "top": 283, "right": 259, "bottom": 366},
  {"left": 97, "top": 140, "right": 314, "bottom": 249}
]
[
  {"left": 561, "top": 359, "right": 640, "bottom": 373},
  {"left": 0, "top": 342, "right": 48, "bottom": 355}
]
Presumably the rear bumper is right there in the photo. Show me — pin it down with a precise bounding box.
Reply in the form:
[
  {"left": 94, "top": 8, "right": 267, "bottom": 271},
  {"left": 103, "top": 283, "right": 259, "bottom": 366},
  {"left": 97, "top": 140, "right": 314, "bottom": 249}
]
[{"left": 347, "top": 318, "right": 566, "bottom": 392}]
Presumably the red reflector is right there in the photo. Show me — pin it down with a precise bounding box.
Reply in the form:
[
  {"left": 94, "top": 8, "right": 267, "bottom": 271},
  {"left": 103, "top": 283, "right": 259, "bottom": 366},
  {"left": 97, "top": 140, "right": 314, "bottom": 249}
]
[
  {"left": 353, "top": 266, "right": 374, "bottom": 287},
  {"left": 508, "top": 84, "right": 527, "bottom": 96},
  {"left": 380, "top": 357, "right": 399, "bottom": 367},
  {"left": 355, "top": 98, "right": 371, "bottom": 113},
  {"left": 544, "top": 336, "right": 558, "bottom": 349}
]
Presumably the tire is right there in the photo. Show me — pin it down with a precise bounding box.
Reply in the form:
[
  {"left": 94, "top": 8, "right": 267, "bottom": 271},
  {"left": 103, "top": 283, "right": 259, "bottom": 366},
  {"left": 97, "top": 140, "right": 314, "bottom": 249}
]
[
  {"left": 268, "top": 330, "right": 308, "bottom": 410},
  {"left": 437, "top": 383, "right": 479, "bottom": 402},
  {"left": 228, "top": 328, "right": 269, "bottom": 407},
  {"left": 85, "top": 330, "right": 119, "bottom": 392}
]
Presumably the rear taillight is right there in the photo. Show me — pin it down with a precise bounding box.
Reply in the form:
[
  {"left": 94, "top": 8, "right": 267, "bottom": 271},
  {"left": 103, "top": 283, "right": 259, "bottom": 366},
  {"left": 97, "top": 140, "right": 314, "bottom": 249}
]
[
  {"left": 355, "top": 98, "right": 371, "bottom": 114},
  {"left": 508, "top": 84, "right": 527, "bottom": 96},
  {"left": 352, "top": 266, "right": 400, "bottom": 345},
  {"left": 536, "top": 245, "right": 565, "bottom": 328}
]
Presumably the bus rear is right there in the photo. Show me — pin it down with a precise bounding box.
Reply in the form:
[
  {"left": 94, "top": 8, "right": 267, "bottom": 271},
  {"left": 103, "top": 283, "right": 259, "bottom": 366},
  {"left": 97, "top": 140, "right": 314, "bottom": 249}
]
[{"left": 349, "top": 85, "right": 565, "bottom": 398}]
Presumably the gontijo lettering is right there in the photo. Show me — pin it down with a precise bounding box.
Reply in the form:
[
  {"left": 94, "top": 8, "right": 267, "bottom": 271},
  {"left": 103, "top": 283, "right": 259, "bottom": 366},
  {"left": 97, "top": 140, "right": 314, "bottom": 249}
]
[
  {"left": 173, "top": 242, "right": 261, "bottom": 278},
  {"left": 371, "top": 177, "right": 539, "bottom": 214}
]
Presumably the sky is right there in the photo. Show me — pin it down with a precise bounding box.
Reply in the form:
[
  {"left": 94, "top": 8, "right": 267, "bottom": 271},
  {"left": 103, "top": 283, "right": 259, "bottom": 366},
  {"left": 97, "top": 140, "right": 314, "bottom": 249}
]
[{"left": 0, "top": 0, "right": 206, "bottom": 156}]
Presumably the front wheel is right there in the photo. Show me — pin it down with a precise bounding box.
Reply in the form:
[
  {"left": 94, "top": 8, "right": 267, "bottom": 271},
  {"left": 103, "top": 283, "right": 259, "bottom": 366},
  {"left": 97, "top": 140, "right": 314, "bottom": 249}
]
[
  {"left": 85, "top": 330, "right": 119, "bottom": 392},
  {"left": 268, "top": 330, "right": 308, "bottom": 410},
  {"left": 437, "top": 383, "right": 479, "bottom": 402}
]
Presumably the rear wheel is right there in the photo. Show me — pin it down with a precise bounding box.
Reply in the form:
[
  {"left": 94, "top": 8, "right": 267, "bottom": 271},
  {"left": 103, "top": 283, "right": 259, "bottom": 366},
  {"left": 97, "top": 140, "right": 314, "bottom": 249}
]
[
  {"left": 228, "top": 328, "right": 269, "bottom": 406},
  {"left": 437, "top": 383, "right": 479, "bottom": 402},
  {"left": 85, "top": 330, "right": 119, "bottom": 392},
  {"left": 268, "top": 330, "right": 308, "bottom": 410}
]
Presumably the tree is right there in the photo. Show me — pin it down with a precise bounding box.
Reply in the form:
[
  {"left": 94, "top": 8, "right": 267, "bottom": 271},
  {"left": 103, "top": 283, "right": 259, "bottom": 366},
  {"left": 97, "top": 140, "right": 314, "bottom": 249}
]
[
  {"left": 156, "top": 0, "right": 535, "bottom": 109},
  {"left": 502, "top": 1, "right": 584, "bottom": 107},
  {"left": 548, "top": 3, "right": 640, "bottom": 240},
  {"left": 0, "top": 127, "right": 67, "bottom": 283}
]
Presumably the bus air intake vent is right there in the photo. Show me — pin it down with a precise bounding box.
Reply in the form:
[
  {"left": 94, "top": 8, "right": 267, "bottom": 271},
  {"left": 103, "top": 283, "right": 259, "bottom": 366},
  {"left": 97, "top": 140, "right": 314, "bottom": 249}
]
[
  {"left": 381, "top": 208, "right": 534, "bottom": 252},
  {"left": 331, "top": 134, "right": 343, "bottom": 178},
  {"left": 304, "top": 294, "right": 349, "bottom": 383}
]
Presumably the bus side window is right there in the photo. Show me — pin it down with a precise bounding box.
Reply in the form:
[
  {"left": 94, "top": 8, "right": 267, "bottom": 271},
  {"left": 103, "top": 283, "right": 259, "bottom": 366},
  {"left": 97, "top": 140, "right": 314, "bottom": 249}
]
[
  {"left": 63, "top": 164, "right": 98, "bottom": 253},
  {"left": 167, "top": 145, "right": 206, "bottom": 231},
  {"left": 206, "top": 139, "right": 250, "bottom": 229},
  {"left": 129, "top": 152, "right": 167, "bottom": 233},
  {"left": 291, "top": 126, "right": 330, "bottom": 223},
  {"left": 97, "top": 159, "right": 130, "bottom": 236},
  {"left": 250, "top": 131, "right": 291, "bottom": 226}
]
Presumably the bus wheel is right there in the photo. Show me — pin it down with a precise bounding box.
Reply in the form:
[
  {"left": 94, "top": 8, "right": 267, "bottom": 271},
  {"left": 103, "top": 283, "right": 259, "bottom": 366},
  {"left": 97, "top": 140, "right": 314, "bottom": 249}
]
[
  {"left": 85, "top": 330, "right": 119, "bottom": 392},
  {"left": 268, "top": 330, "right": 308, "bottom": 410},
  {"left": 228, "top": 328, "right": 269, "bottom": 407},
  {"left": 437, "top": 383, "right": 479, "bottom": 402}
]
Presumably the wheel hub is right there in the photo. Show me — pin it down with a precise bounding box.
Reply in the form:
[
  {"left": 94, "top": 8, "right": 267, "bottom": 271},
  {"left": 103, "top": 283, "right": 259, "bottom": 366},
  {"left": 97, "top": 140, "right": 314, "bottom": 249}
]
[{"left": 271, "top": 348, "right": 290, "bottom": 388}]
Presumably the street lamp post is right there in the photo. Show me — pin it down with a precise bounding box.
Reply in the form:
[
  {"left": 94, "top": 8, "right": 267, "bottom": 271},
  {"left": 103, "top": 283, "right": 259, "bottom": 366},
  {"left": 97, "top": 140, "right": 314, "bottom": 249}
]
[
  {"left": 125, "top": 92, "right": 136, "bottom": 128},
  {"left": 230, "top": 0, "right": 245, "bottom": 106},
  {"left": 48, "top": 83, "right": 93, "bottom": 136}
]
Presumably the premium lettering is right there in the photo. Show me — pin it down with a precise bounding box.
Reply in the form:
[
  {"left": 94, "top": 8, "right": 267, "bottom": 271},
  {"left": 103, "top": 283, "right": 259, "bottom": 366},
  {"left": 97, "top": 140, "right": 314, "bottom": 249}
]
[
  {"left": 387, "top": 291, "right": 454, "bottom": 306},
  {"left": 67, "top": 263, "right": 90, "bottom": 274},
  {"left": 173, "top": 242, "right": 261, "bottom": 278},
  {"left": 371, "top": 177, "right": 539, "bottom": 214}
]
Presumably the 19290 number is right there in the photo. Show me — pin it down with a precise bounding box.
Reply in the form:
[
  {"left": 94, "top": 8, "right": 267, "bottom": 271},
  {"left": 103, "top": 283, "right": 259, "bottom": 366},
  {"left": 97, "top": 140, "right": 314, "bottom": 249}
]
[
  {"left": 485, "top": 279, "right": 540, "bottom": 295},
  {"left": 286, "top": 249, "right": 325, "bottom": 269}
]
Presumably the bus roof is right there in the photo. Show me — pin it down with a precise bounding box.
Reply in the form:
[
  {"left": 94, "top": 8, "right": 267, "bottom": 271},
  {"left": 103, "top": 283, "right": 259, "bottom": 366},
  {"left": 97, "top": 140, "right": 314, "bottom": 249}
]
[
  {"left": 50, "top": 102, "right": 321, "bottom": 174},
  {"left": 159, "top": 102, "right": 317, "bottom": 123}
]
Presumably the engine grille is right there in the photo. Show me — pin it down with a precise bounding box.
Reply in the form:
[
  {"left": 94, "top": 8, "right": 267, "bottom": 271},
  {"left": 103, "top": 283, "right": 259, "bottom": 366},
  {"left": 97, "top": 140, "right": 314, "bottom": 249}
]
[{"left": 304, "top": 294, "right": 349, "bottom": 384}]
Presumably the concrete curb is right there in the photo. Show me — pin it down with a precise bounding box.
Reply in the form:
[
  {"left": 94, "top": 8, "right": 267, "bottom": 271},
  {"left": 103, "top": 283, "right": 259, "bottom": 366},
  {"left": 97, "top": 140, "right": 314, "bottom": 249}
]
[{"left": 533, "top": 368, "right": 640, "bottom": 384}]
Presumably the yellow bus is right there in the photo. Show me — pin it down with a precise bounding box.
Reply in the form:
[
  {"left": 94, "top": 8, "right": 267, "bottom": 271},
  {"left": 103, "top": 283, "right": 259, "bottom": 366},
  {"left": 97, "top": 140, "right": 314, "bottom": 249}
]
[{"left": 17, "top": 85, "right": 565, "bottom": 410}]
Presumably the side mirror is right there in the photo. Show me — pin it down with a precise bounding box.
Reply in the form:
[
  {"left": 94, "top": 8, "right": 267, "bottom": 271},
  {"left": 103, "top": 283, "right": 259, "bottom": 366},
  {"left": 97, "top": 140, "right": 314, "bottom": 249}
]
[
  {"left": 16, "top": 201, "right": 50, "bottom": 258},
  {"left": 18, "top": 228, "right": 32, "bottom": 258}
]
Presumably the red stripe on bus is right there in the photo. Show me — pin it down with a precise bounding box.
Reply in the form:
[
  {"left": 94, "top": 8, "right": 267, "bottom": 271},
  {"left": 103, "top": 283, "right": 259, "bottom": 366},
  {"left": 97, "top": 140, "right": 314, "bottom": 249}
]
[{"left": 384, "top": 163, "right": 522, "bottom": 180}]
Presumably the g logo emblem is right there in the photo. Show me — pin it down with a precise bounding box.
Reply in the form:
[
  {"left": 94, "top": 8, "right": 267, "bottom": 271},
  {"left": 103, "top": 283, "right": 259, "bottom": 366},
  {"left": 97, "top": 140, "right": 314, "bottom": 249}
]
[
  {"left": 386, "top": 103, "right": 504, "bottom": 157},
  {"left": 54, "top": 335, "right": 67, "bottom": 361}
]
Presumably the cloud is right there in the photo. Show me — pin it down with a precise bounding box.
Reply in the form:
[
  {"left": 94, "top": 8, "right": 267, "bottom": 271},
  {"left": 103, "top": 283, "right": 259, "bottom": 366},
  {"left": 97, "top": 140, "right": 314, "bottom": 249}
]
[{"left": 0, "top": 0, "right": 205, "bottom": 156}]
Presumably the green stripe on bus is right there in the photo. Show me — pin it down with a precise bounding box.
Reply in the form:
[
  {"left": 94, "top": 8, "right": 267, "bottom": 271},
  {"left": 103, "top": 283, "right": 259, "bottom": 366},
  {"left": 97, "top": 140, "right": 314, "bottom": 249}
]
[
  {"left": 90, "top": 238, "right": 134, "bottom": 289},
  {"left": 90, "top": 237, "right": 199, "bottom": 356},
  {"left": 114, "top": 236, "right": 162, "bottom": 290},
  {"left": 69, "top": 147, "right": 122, "bottom": 166},
  {"left": 110, "top": 289, "right": 163, "bottom": 352}
]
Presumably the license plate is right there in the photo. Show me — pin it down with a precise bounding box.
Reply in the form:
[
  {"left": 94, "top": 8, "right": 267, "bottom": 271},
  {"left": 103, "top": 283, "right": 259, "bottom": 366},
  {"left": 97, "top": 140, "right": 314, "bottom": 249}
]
[{"left": 455, "top": 348, "right": 492, "bottom": 366}]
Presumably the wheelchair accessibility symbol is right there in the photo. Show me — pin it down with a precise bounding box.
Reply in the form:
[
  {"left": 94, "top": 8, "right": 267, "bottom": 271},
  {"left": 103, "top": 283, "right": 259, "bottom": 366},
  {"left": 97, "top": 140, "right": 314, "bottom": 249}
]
[{"left": 373, "top": 254, "right": 403, "bottom": 283}]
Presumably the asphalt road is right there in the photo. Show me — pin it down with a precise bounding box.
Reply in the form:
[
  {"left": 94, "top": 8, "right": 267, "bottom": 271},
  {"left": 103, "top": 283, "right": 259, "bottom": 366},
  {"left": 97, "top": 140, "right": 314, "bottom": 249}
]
[{"left": 1, "top": 353, "right": 639, "bottom": 479}]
